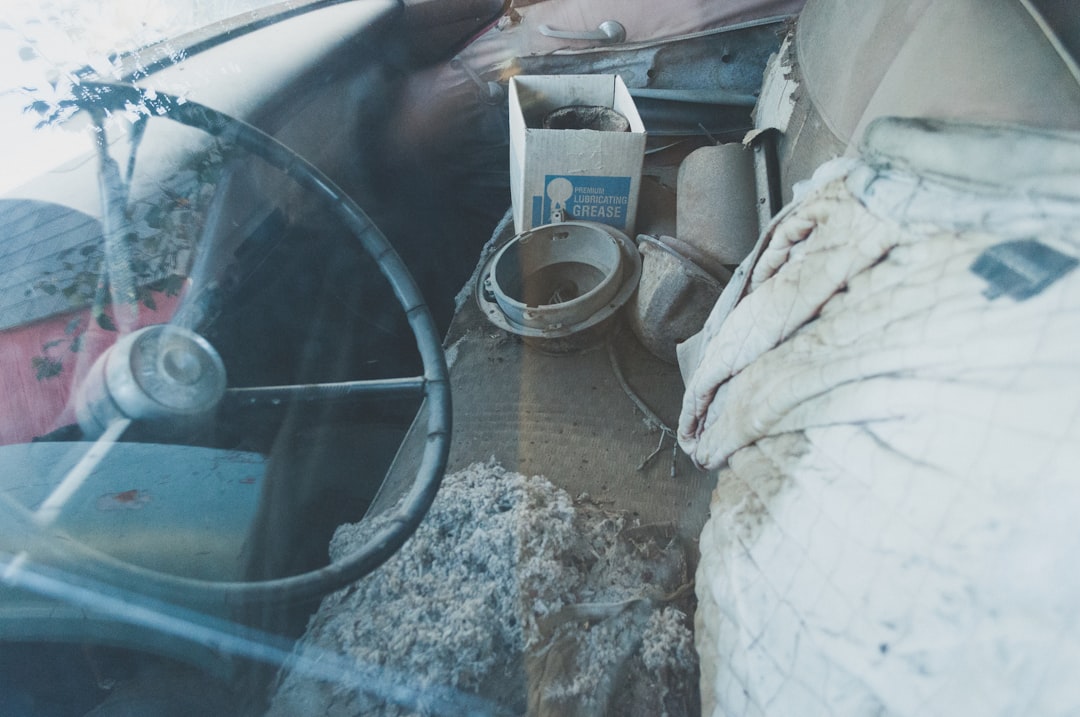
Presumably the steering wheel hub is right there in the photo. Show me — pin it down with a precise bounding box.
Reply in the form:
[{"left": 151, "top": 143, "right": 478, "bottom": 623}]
[{"left": 76, "top": 325, "right": 227, "bottom": 438}]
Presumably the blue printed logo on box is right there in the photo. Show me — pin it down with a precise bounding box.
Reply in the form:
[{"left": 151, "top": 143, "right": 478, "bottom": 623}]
[{"left": 531, "top": 175, "right": 632, "bottom": 228}]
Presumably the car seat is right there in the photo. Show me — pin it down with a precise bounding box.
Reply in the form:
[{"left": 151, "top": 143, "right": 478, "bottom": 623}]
[{"left": 766, "top": 0, "right": 1080, "bottom": 204}]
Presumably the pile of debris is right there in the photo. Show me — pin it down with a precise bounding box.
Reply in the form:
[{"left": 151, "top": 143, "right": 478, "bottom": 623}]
[{"left": 267, "top": 460, "right": 698, "bottom": 716}]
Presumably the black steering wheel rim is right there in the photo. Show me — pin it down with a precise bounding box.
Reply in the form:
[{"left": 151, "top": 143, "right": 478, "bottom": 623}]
[{"left": 30, "top": 81, "right": 452, "bottom": 608}]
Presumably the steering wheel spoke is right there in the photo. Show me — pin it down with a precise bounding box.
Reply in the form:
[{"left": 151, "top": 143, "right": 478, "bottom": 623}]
[{"left": 221, "top": 376, "right": 428, "bottom": 411}]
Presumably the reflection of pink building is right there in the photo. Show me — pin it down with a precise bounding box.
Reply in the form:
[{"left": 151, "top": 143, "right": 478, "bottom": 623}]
[
  {"left": 0, "top": 194, "right": 195, "bottom": 445},
  {"left": 0, "top": 293, "right": 182, "bottom": 445}
]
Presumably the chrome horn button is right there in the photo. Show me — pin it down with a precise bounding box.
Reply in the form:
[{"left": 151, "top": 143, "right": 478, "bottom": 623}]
[{"left": 76, "top": 325, "right": 227, "bottom": 438}]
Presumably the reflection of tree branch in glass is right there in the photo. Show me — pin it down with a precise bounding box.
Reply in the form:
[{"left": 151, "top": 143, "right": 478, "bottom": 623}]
[
  {"left": 93, "top": 118, "right": 140, "bottom": 335},
  {"left": 28, "top": 138, "right": 224, "bottom": 382}
]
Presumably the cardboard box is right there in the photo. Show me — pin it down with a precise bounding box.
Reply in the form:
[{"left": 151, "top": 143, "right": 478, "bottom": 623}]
[{"left": 509, "top": 75, "right": 647, "bottom": 235}]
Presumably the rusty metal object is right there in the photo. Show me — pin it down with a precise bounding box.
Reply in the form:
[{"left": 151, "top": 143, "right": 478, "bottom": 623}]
[
  {"left": 629, "top": 235, "right": 729, "bottom": 364},
  {"left": 542, "top": 105, "right": 631, "bottom": 132},
  {"left": 478, "top": 222, "right": 641, "bottom": 353},
  {"left": 676, "top": 142, "right": 759, "bottom": 267}
]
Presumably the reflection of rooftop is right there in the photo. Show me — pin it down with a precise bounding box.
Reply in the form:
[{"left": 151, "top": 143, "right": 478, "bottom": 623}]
[{"left": 0, "top": 199, "right": 103, "bottom": 331}]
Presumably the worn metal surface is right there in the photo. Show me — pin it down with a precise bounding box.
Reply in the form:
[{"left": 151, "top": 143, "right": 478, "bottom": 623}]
[
  {"left": 477, "top": 222, "right": 642, "bottom": 354},
  {"left": 386, "top": 224, "right": 713, "bottom": 542},
  {"left": 513, "top": 18, "right": 787, "bottom": 95},
  {"left": 513, "top": 19, "right": 785, "bottom": 140},
  {"left": 629, "top": 236, "right": 726, "bottom": 365},
  {"left": 447, "top": 315, "right": 711, "bottom": 539},
  {"left": 676, "top": 143, "right": 760, "bottom": 267}
]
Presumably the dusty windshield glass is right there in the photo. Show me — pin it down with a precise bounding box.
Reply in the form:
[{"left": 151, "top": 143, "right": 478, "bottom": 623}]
[
  {"left": 0, "top": 0, "right": 286, "bottom": 191},
  {"left": 2, "top": 0, "right": 281, "bottom": 65}
]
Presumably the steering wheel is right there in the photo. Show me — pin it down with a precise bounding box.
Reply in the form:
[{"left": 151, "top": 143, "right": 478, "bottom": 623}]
[{"left": 24, "top": 81, "right": 452, "bottom": 609}]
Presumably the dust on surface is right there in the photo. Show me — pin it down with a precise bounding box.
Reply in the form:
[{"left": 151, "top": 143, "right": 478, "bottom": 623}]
[{"left": 266, "top": 460, "right": 699, "bottom": 717}]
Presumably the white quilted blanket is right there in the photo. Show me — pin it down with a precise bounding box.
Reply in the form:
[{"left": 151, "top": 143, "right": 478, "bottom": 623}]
[{"left": 679, "top": 139, "right": 1080, "bottom": 716}]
